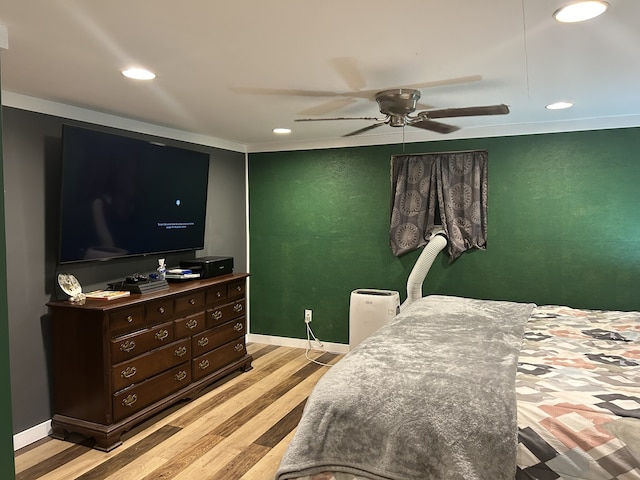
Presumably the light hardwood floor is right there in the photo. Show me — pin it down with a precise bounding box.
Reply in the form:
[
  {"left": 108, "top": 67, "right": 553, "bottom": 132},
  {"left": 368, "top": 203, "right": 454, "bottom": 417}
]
[{"left": 14, "top": 344, "right": 342, "bottom": 480}]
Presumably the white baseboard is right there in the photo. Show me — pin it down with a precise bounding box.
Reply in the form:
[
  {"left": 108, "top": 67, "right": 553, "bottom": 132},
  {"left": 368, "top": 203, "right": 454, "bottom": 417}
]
[
  {"left": 246, "top": 333, "right": 349, "bottom": 354},
  {"left": 14, "top": 419, "right": 51, "bottom": 451},
  {"left": 13, "top": 334, "right": 348, "bottom": 451}
]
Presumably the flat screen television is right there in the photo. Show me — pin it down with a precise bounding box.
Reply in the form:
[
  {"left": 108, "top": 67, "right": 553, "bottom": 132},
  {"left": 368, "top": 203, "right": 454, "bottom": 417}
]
[{"left": 58, "top": 125, "right": 210, "bottom": 264}]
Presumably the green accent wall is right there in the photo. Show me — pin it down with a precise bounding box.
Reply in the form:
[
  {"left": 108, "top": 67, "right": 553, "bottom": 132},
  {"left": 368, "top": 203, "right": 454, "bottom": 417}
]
[
  {"left": 249, "top": 128, "right": 640, "bottom": 344},
  {"left": 0, "top": 63, "right": 17, "bottom": 478}
]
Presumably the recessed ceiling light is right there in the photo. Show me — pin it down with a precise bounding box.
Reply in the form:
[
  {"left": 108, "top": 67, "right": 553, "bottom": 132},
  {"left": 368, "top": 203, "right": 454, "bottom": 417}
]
[
  {"left": 273, "top": 128, "right": 292, "bottom": 135},
  {"left": 121, "top": 67, "right": 156, "bottom": 80},
  {"left": 553, "top": 1, "right": 609, "bottom": 23},
  {"left": 546, "top": 101, "right": 574, "bottom": 110}
]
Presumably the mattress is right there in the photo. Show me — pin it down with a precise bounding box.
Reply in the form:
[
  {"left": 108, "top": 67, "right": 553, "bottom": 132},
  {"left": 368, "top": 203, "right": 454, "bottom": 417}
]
[{"left": 279, "top": 303, "right": 640, "bottom": 480}]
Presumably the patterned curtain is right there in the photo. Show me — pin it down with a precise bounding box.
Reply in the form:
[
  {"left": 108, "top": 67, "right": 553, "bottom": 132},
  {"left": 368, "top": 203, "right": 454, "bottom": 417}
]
[{"left": 390, "top": 150, "right": 488, "bottom": 261}]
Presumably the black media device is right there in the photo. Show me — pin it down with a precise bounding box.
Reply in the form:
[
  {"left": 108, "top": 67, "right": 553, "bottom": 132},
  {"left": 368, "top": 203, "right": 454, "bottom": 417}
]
[
  {"left": 58, "top": 125, "right": 210, "bottom": 264},
  {"left": 180, "top": 256, "right": 234, "bottom": 278}
]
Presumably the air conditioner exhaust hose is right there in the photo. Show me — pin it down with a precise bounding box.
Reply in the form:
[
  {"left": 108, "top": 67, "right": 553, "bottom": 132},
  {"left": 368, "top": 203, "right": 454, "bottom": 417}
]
[{"left": 400, "top": 232, "right": 447, "bottom": 312}]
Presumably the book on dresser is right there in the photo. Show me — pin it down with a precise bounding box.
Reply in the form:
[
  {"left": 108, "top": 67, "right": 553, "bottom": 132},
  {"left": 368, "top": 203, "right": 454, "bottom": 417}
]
[
  {"left": 46, "top": 273, "right": 252, "bottom": 452},
  {"left": 84, "top": 290, "right": 131, "bottom": 300}
]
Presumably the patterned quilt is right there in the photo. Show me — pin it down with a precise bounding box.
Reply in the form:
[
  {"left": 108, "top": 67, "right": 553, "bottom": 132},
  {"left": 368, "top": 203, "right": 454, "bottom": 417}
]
[
  {"left": 283, "top": 305, "right": 640, "bottom": 480},
  {"left": 516, "top": 305, "right": 640, "bottom": 480}
]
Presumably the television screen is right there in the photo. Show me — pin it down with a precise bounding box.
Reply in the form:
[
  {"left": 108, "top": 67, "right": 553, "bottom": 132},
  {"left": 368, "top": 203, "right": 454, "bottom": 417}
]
[{"left": 58, "top": 125, "right": 210, "bottom": 263}]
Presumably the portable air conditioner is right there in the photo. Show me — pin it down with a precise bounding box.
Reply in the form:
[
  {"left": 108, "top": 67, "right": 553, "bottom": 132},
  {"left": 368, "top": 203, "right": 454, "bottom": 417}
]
[{"left": 349, "top": 289, "right": 400, "bottom": 350}]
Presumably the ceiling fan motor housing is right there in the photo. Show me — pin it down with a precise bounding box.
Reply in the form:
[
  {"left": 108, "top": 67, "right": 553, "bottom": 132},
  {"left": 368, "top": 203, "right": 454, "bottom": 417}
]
[{"left": 375, "top": 89, "right": 421, "bottom": 116}]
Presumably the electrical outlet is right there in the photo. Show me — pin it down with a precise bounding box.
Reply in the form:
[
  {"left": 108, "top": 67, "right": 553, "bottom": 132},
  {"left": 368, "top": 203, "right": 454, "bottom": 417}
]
[{"left": 304, "top": 309, "right": 312, "bottom": 324}]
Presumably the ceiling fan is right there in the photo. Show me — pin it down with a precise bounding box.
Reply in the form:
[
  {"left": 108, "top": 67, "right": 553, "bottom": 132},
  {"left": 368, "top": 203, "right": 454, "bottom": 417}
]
[{"left": 294, "top": 88, "right": 510, "bottom": 137}]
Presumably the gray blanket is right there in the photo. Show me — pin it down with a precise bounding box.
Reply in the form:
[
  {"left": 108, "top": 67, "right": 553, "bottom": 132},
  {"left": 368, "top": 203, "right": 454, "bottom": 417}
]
[{"left": 276, "top": 295, "right": 536, "bottom": 480}]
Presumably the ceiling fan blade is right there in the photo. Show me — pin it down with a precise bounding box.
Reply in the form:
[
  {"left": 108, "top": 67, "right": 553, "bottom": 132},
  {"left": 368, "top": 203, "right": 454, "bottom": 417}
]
[
  {"left": 299, "top": 98, "right": 357, "bottom": 116},
  {"left": 410, "top": 119, "right": 460, "bottom": 134},
  {"left": 425, "top": 104, "right": 510, "bottom": 119},
  {"left": 330, "top": 57, "right": 366, "bottom": 91},
  {"left": 415, "top": 102, "right": 434, "bottom": 111},
  {"left": 401, "top": 75, "right": 483, "bottom": 91},
  {"left": 343, "top": 122, "right": 386, "bottom": 137},
  {"left": 233, "top": 74, "right": 484, "bottom": 104},
  {"left": 295, "top": 116, "right": 383, "bottom": 122},
  {"left": 346, "top": 75, "right": 484, "bottom": 100},
  {"left": 230, "top": 86, "right": 341, "bottom": 97}
]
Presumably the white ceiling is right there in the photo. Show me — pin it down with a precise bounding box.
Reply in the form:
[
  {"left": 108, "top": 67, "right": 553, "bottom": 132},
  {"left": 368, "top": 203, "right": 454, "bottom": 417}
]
[{"left": 1, "top": 1, "right": 639, "bottom": 152}]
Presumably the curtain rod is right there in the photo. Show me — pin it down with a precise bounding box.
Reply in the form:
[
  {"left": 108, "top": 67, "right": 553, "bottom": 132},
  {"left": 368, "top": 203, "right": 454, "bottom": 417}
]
[{"left": 391, "top": 149, "right": 487, "bottom": 158}]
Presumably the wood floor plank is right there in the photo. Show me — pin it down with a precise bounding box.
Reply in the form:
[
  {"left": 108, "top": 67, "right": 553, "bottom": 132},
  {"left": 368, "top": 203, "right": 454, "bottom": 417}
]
[
  {"left": 102, "top": 457, "right": 168, "bottom": 480},
  {"left": 134, "top": 431, "right": 226, "bottom": 480},
  {"left": 15, "top": 437, "right": 94, "bottom": 480},
  {"left": 245, "top": 343, "right": 279, "bottom": 361},
  {"left": 13, "top": 345, "right": 344, "bottom": 480},
  {"left": 253, "top": 399, "right": 307, "bottom": 448},
  {"left": 14, "top": 437, "right": 62, "bottom": 466},
  {"left": 209, "top": 352, "right": 337, "bottom": 438},
  {"left": 207, "top": 443, "right": 271, "bottom": 480},
  {"left": 240, "top": 430, "right": 297, "bottom": 480},
  {"left": 210, "top": 375, "right": 301, "bottom": 437},
  {"left": 74, "top": 425, "right": 182, "bottom": 480}
]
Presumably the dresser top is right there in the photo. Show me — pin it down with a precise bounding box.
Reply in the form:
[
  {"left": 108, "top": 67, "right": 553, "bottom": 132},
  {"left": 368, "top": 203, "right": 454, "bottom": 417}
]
[{"left": 47, "top": 272, "right": 249, "bottom": 311}]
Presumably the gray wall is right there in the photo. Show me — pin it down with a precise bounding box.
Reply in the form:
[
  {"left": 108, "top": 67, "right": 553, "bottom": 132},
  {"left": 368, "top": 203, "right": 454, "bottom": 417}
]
[{"left": 2, "top": 106, "right": 247, "bottom": 434}]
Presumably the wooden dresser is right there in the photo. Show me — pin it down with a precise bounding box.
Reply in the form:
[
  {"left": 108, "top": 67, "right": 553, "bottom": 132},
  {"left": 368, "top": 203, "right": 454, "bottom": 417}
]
[{"left": 47, "top": 273, "right": 252, "bottom": 451}]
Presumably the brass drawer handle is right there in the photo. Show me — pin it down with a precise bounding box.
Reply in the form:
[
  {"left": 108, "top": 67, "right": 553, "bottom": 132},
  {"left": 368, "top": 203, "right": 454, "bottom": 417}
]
[
  {"left": 155, "top": 329, "right": 169, "bottom": 341},
  {"left": 211, "top": 310, "right": 223, "bottom": 320},
  {"left": 233, "top": 322, "right": 243, "bottom": 332},
  {"left": 126, "top": 315, "right": 133, "bottom": 323},
  {"left": 216, "top": 291, "right": 222, "bottom": 298},
  {"left": 197, "top": 337, "right": 209, "bottom": 347},
  {"left": 122, "top": 394, "right": 137, "bottom": 407},
  {"left": 189, "top": 298, "right": 196, "bottom": 305},
  {"left": 186, "top": 318, "right": 198, "bottom": 330},
  {"left": 120, "top": 340, "right": 136, "bottom": 353},
  {"left": 175, "top": 370, "right": 187, "bottom": 382},
  {"left": 236, "top": 285, "right": 242, "bottom": 292},
  {"left": 198, "top": 359, "right": 210, "bottom": 370},
  {"left": 158, "top": 306, "right": 166, "bottom": 314},
  {"left": 233, "top": 303, "right": 243, "bottom": 313},
  {"left": 121, "top": 366, "right": 137, "bottom": 379},
  {"left": 174, "top": 346, "right": 188, "bottom": 357},
  {"left": 234, "top": 343, "right": 244, "bottom": 352}
]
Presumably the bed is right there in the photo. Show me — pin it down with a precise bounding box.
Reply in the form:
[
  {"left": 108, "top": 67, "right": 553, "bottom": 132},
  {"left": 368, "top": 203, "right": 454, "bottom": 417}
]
[{"left": 275, "top": 295, "right": 640, "bottom": 480}]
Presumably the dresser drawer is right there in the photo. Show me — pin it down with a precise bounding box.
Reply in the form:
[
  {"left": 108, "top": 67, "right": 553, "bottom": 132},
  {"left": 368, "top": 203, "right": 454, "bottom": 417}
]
[
  {"left": 145, "top": 298, "right": 174, "bottom": 325},
  {"left": 112, "top": 364, "right": 191, "bottom": 422},
  {"left": 109, "top": 306, "right": 145, "bottom": 335},
  {"left": 227, "top": 279, "right": 245, "bottom": 299},
  {"left": 174, "top": 311, "right": 206, "bottom": 339},
  {"left": 111, "top": 338, "right": 190, "bottom": 392},
  {"left": 174, "top": 291, "right": 206, "bottom": 314},
  {"left": 206, "top": 299, "right": 245, "bottom": 328},
  {"left": 192, "top": 338, "right": 246, "bottom": 381},
  {"left": 206, "top": 284, "right": 227, "bottom": 304},
  {"left": 191, "top": 317, "right": 246, "bottom": 357},
  {"left": 111, "top": 321, "right": 174, "bottom": 364}
]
